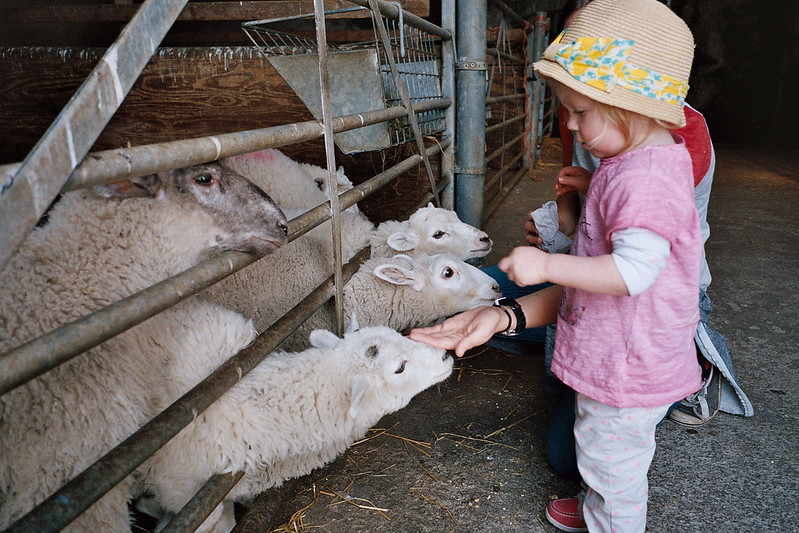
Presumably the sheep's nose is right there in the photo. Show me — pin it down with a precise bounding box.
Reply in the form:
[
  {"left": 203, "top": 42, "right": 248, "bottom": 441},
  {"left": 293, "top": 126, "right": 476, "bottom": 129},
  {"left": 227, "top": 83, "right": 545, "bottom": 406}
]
[
  {"left": 480, "top": 235, "right": 491, "bottom": 243},
  {"left": 442, "top": 351, "right": 452, "bottom": 361},
  {"left": 492, "top": 283, "right": 500, "bottom": 293}
]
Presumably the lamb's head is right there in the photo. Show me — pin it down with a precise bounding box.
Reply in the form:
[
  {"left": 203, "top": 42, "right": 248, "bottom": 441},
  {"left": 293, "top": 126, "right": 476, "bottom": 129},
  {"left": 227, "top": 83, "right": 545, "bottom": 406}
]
[
  {"left": 309, "top": 325, "right": 453, "bottom": 420},
  {"left": 94, "top": 163, "right": 288, "bottom": 256},
  {"left": 373, "top": 253, "right": 502, "bottom": 318},
  {"left": 385, "top": 204, "right": 493, "bottom": 260}
]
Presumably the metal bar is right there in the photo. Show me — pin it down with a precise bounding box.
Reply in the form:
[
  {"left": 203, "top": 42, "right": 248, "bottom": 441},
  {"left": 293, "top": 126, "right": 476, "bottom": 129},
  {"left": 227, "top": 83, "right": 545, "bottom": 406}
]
[
  {"left": 486, "top": 93, "right": 525, "bottom": 105},
  {"left": 0, "top": 99, "right": 451, "bottom": 192},
  {"left": 485, "top": 150, "right": 525, "bottom": 190},
  {"left": 485, "top": 132, "right": 526, "bottom": 164},
  {"left": 369, "top": 0, "right": 441, "bottom": 207},
  {"left": 313, "top": 0, "right": 346, "bottom": 337},
  {"left": 486, "top": 113, "right": 526, "bottom": 135},
  {"left": 348, "top": 0, "right": 452, "bottom": 40},
  {"left": 486, "top": 47, "right": 526, "bottom": 65},
  {"left": 484, "top": 165, "right": 529, "bottom": 220},
  {"left": 441, "top": 0, "right": 456, "bottom": 209},
  {"left": 160, "top": 471, "right": 245, "bottom": 533},
  {"left": 455, "top": 0, "right": 488, "bottom": 230},
  {"left": 0, "top": 0, "right": 189, "bottom": 274},
  {"left": 487, "top": 0, "right": 529, "bottom": 29}
]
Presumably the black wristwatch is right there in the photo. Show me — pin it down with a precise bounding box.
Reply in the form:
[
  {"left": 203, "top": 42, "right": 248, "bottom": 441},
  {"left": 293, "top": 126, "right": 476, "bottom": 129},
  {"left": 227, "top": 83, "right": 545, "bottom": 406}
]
[{"left": 493, "top": 297, "right": 526, "bottom": 336}]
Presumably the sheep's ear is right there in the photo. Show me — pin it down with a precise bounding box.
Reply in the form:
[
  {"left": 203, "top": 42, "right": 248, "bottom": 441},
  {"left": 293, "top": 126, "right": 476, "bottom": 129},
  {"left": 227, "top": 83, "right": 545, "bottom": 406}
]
[
  {"left": 347, "top": 312, "right": 360, "bottom": 333},
  {"left": 309, "top": 329, "right": 341, "bottom": 349},
  {"left": 386, "top": 232, "right": 418, "bottom": 252},
  {"left": 348, "top": 376, "right": 372, "bottom": 419},
  {"left": 92, "top": 174, "right": 162, "bottom": 199},
  {"left": 427, "top": 202, "right": 434, "bottom": 208},
  {"left": 373, "top": 263, "right": 425, "bottom": 291}
]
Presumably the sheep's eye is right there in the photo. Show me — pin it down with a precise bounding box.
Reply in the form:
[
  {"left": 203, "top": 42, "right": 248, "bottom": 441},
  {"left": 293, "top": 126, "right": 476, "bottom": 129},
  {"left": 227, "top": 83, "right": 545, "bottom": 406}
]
[
  {"left": 194, "top": 174, "right": 215, "bottom": 186},
  {"left": 366, "top": 345, "right": 378, "bottom": 358},
  {"left": 442, "top": 266, "right": 454, "bottom": 279},
  {"left": 395, "top": 361, "right": 406, "bottom": 374},
  {"left": 314, "top": 177, "right": 325, "bottom": 191},
  {"left": 432, "top": 230, "right": 445, "bottom": 239}
]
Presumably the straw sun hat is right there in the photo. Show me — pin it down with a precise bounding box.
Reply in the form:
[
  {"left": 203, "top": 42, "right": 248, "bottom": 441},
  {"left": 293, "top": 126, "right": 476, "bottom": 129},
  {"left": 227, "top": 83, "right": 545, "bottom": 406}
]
[{"left": 533, "top": 0, "right": 694, "bottom": 127}]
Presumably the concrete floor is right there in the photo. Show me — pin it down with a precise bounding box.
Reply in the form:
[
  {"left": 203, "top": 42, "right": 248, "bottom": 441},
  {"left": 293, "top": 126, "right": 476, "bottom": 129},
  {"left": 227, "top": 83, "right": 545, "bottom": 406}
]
[{"left": 233, "top": 143, "right": 799, "bottom": 532}]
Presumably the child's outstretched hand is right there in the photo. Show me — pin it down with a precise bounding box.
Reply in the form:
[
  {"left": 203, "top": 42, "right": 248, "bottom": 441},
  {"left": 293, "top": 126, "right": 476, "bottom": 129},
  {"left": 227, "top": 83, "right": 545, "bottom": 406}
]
[
  {"left": 555, "top": 166, "right": 592, "bottom": 196},
  {"left": 409, "top": 305, "right": 508, "bottom": 358},
  {"left": 499, "top": 246, "right": 550, "bottom": 286}
]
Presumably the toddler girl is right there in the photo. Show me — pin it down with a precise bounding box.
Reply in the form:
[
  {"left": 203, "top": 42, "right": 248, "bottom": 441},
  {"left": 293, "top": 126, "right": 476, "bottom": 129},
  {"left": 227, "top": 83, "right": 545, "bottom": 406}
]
[{"left": 410, "top": 0, "right": 703, "bottom": 531}]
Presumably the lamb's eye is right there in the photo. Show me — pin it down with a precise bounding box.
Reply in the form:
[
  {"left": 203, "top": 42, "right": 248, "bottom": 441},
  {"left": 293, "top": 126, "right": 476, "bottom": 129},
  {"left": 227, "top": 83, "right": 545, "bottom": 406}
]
[
  {"left": 432, "top": 230, "right": 445, "bottom": 239},
  {"left": 442, "top": 266, "right": 454, "bottom": 279},
  {"left": 194, "top": 174, "right": 215, "bottom": 186},
  {"left": 314, "top": 177, "right": 325, "bottom": 191},
  {"left": 395, "top": 361, "right": 406, "bottom": 374}
]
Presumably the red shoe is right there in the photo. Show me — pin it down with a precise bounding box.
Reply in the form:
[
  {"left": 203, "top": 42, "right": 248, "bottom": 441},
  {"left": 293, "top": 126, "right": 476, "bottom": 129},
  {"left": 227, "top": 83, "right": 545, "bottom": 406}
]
[{"left": 545, "top": 496, "right": 587, "bottom": 532}]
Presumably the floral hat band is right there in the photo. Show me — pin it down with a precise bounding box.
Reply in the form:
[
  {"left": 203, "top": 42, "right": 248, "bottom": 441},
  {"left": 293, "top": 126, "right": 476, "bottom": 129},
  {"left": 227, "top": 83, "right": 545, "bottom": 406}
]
[{"left": 551, "top": 35, "right": 689, "bottom": 107}]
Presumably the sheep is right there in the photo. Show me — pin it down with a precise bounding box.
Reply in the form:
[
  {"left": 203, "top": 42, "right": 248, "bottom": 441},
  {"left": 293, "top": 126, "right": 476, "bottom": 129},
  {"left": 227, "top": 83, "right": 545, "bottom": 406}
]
[
  {"left": 269, "top": 251, "right": 501, "bottom": 353},
  {"left": 134, "top": 325, "right": 455, "bottom": 533},
  {"left": 219, "top": 148, "right": 355, "bottom": 212},
  {"left": 369, "top": 203, "right": 494, "bottom": 260},
  {"left": 201, "top": 205, "right": 376, "bottom": 340},
  {"left": 0, "top": 163, "right": 287, "bottom": 532}
]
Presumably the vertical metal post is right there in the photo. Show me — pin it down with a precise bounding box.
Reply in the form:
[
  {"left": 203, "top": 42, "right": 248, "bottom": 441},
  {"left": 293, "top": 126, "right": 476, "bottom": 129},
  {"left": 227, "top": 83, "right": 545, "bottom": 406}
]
[
  {"left": 455, "top": 0, "right": 487, "bottom": 229},
  {"left": 441, "top": 0, "right": 456, "bottom": 209},
  {"left": 313, "top": 0, "right": 345, "bottom": 336}
]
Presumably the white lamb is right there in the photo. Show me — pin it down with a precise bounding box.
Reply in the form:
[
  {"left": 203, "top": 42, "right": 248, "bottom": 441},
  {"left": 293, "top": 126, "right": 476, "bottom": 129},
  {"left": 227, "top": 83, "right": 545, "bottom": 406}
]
[
  {"left": 369, "top": 203, "right": 494, "bottom": 260},
  {"left": 135, "top": 325, "right": 454, "bottom": 533},
  {"left": 0, "top": 163, "right": 287, "bottom": 532},
  {"left": 275, "top": 252, "right": 502, "bottom": 352},
  {"left": 219, "top": 148, "right": 355, "bottom": 212},
  {"left": 342, "top": 252, "right": 502, "bottom": 331}
]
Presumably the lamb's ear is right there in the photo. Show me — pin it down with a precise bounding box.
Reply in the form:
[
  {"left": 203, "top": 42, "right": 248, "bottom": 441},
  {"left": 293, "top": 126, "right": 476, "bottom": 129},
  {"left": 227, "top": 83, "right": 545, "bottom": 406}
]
[
  {"left": 427, "top": 202, "right": 434, "bottom": 208},
  {"left": 92, "top": 174, "right": 162, "bottom": 199},
  {"left": 373, "top": 262, "right": 425, "bottom": 291},
  {"left": 309, "top": 329, "right": 341, "bottom": 349},
  {"left": 386, "top": 231, "right": 419, "bottom": 252},
  {"left": 348, "top": 376, "right": 373, "bottom": 419}
]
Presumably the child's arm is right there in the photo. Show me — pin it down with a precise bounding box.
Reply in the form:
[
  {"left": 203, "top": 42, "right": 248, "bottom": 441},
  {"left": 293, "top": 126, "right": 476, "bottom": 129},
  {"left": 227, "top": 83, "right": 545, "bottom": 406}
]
[
  {"left": 500, "top": 246, "right": 629, "bottom": 295},
  {"left": 501, "top": 227, "right": 671, "bottom": 297}
]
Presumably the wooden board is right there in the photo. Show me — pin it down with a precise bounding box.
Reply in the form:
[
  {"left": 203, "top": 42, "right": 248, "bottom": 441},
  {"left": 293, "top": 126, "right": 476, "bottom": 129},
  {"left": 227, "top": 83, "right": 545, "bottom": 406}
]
[{"left": 0, "top": 45, "right": 439, "bottom": 223}]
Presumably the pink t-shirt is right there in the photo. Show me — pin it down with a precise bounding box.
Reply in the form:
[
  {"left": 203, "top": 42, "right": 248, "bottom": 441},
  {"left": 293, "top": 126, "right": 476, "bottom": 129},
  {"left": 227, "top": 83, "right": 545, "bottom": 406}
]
[{"left": 551, "top": 139, "right": 703, "bottom": 408}]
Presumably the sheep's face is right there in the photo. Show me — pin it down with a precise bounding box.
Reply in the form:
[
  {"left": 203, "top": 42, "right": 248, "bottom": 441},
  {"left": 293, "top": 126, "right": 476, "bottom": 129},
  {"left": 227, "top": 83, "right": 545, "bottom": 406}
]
[
  {"left": 407, "top": 205, "right": 493, "bottom": 260},
  {"left": 337, "top": 326, "right": 453, "bottom": 420},
  {"left": 423, "top": 253, "right": 502, "bottom": 308},
  {"left": 165, "top": 163, "right": 289, "bottom": 256}
]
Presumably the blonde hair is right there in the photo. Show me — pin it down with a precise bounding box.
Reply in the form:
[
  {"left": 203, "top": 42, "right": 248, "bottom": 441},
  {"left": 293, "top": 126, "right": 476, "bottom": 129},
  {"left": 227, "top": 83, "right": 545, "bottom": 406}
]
[{"left": 551, "top": 78, "right": 667, "bottom": 151}]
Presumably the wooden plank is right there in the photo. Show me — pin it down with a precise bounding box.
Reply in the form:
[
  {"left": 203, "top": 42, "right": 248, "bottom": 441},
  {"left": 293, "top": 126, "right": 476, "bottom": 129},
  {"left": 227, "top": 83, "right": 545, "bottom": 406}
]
[
  {"left": 0, "top": 45, "right": 436, "bottom": 223},
  {"left": 0, "top": 0, "right": 429, "bottom": 23}
]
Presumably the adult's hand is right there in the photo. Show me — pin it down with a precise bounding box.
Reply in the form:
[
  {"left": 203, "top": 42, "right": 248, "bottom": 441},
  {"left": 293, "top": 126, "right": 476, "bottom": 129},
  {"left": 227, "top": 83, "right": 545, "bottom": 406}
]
[{"left": 409, "top": 305, "right": 508, "bottom": 358}]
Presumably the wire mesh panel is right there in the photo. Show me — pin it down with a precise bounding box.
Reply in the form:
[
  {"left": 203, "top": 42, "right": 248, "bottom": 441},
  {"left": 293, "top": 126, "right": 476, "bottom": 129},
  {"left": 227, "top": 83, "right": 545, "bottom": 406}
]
[{"left": 242, "top": 6, "right": 445, "bottom": 152}]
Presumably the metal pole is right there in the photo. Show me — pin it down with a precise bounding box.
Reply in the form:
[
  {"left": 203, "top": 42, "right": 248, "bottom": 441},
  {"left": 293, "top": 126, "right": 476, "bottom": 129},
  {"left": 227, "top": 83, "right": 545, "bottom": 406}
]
[
  {"left": 0, "top": 99, "right": 450, "bottom": 193},
  {"left": 0, "top": 0, "right": 189, "bottom": 273},
  {"left": 441, "top": 0, "right": 456, "bottom": 209},
  {"left": 348, "top": 0, "right": 452, "bottom": 40},
  {"left": 455, "top": 0, "right": 488, "bottom": 230}
]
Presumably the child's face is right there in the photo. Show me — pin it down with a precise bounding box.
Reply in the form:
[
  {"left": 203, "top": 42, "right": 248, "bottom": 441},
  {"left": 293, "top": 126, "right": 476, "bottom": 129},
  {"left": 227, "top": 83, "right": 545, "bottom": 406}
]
[{"left": 557, "top": 85, "right": 627, "bottom": 159}]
